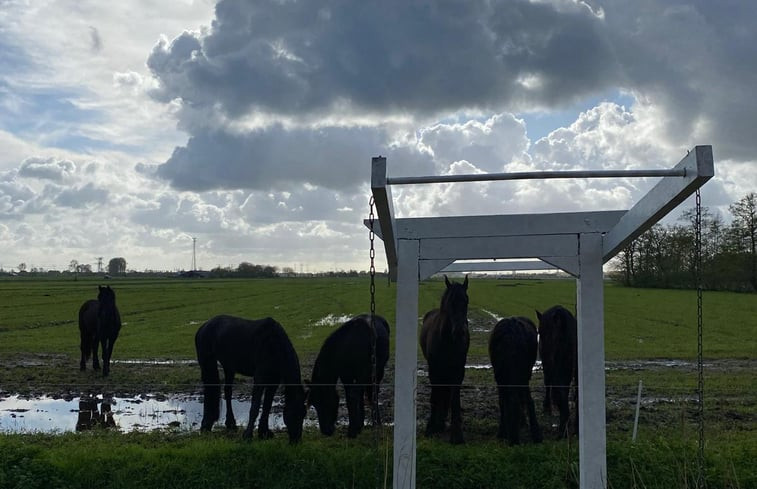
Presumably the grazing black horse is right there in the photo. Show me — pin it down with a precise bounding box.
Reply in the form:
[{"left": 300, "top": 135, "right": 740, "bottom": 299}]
[
  {"left": 419, "top": 275, "right": 470, "bottom": 444},
  {"left": 537, "top": 305, "right": 578, "bottom": 438},
  {"left": 195, "top": 315, "right": 306, "bottom": 443},
  {"left": 308, "top": 314, "right": 390, "bottom": 438},
  {"left": 489, "top": 316, "right": 542, "bottom": 445},
  {"left": 78, "top": 285, "right": 122, "bottom": 376}
]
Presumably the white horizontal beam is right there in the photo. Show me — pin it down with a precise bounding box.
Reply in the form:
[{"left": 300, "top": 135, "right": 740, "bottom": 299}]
[
  {"left": 388, "top": 168, "right": 686, "bottom": 185},
  {"left": 419, "top": 234, "right": 577, "bottom": 260},
  {"left": 603, "top": 145, "right": 714, "bottom": 261},
  {"left": 396, "top": 211, "right": 626, "bottom": 240},
  {"left": 439, "top": 260, "right": 557, "bottom": 272}
]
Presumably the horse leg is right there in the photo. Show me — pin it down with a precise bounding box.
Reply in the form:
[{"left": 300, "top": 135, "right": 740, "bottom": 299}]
[
  {"left": 425, "top": 384, "right": 446, "bottom": 436},
  {"left": 92, "top": 336, "right": 101, "bottom": 371},
  {"left": 506, "top": 387, "right": 520, "bottom": 445},
  {"left": 243, "top": 384, "right": 265, "bottom": 440},
  {"left": 345, "top": 384, "right": 364, "bottom": 438},
  {"left": 257, "top": 384, "right": 277, "bottom": 440},
  {"left": 556, "top": 385, "right": 570, "bottom": 438},
  {"left": 524, "top": 387, "right": 543, "bottom": 443},
  {"left": 449, "top": 385, "right": 464, "bottom": 445},
  {"left": 496, "top": 386, "right": 507, "bottom": 440},
  {"left": 366, "top": 382, "right": 381, "bottom": 426},
  {"left": 100, "top": 338, "right": 110, "bottom": 376},
  {"left": 79, "top": 329, "right": 88, "bottom": 371},
  {"left": 223, "top": 368, "right": 237, "bottom": 430}
]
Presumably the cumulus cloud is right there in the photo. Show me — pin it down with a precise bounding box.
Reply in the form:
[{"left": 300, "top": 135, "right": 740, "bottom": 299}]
[{"left": 18, "top": 157, "right": 76, "bottom": 182}]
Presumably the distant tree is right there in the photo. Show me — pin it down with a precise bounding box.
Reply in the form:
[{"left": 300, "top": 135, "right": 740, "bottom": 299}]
[
  {"left": 108, "top": 257, "right": 127, "bottom": 274},
  {"left": 730, "top": 192, "right": 757, "bottom": 290},
  {"left": 17, "top": 262, "right": 27, "bottom": 273},
  {"left": 69, "top": 260, "right": 78, "bottom": 273},
  {"left": 76, "top": 263, "right": 92, "bottom": 273}
]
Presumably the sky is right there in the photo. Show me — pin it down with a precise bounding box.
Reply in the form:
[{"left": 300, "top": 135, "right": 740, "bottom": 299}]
[{"left": 1, "top": 0, "right": 755, "bottom": 273}]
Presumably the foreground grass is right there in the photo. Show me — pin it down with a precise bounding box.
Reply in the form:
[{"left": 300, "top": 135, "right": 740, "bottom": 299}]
[{"left": 1, "top": 429, "right": 755, "bottom": 489}]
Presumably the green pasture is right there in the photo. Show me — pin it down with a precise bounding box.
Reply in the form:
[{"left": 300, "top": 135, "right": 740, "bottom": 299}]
[{"left": 1, "top": 276, "right": 755, "bottom": 361}]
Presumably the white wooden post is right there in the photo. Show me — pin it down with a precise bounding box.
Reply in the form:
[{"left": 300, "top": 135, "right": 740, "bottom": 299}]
[
  {"left": 577, "top": 232, "right": 607, "bottom": 488},
  {"left": 394, "top": 238, "right": 419, "bottom": 489}
]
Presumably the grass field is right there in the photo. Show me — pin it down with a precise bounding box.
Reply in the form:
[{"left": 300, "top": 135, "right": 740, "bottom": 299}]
[{"left": 1, "top": 276, "right": 755, "bottom": 488}]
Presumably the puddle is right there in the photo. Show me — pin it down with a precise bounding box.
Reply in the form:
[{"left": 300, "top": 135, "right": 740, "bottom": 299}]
[
  {"left": 0, "top": 394, "right": 308, "bottom": 434},
  {"left": 312, "top": 314, "right": 353, "bottom": 327},
  {"left": 417, "top": 360, "right": 543, "bottom": 377},
  {"left": 113, "top": 359, "right": 197, "bottom": 366}
]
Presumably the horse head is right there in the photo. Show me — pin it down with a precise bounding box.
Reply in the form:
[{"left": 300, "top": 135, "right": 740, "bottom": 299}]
[
  {"left": 97, "top": 285, "right": 116, "bottom": 308},
  {"left": 441, "top": 274, "right": 469, "bottom": 333},
  {"left": 305, "top": 380, "right": 339, "bottom": 436},
  {"left": 283, "top": 384, "right": 306, "bottom": 443}
]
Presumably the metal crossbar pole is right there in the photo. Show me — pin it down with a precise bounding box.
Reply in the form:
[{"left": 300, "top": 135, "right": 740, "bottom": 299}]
[{"left": 387, "top": 168, "right": 686, "bottom": 185}]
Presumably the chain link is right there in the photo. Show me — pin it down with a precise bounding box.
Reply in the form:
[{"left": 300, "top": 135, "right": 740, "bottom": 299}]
[
  {"left": 695, "top": 188, "right": 705, "bottom": 489},
  {"left": 368, "top": 196, "right": 382, "bottom": 489}
]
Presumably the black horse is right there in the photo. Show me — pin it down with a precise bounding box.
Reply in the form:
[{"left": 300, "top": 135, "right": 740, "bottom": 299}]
[
  {"left": 307, "top": 314, "right": 390, "bottom": 438},
  {"left": 195, "top": 315, "right": 306, "bottom": 443},
  {"left": 489, "top": 316, "right": 542, "bottom": 445},
  {"left": 78, "top": 285, "right": 121, "bottom": 376},
  {"left": 419, "top": 275, "right": 470, "bottom": 444},
  {"left": 537, "top": 305, "right": 578, "bottom": 438}
]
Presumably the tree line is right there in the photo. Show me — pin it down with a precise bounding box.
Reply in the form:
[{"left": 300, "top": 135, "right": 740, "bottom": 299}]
[{"left": 613, "top": 192, "right": 756, "bottom": 292}]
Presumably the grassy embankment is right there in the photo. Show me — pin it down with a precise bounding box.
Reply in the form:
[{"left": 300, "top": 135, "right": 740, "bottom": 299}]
[{"left": 1, "top": 276, "right": 755, "bottom": 488}]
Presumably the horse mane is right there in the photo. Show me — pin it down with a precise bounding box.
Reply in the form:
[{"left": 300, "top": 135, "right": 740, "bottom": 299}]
[{"left": 438, "top": 276, "right": 468, "bottom": 335}]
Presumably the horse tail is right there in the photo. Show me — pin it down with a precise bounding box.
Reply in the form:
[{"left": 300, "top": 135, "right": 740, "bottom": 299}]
[{"left": 195, "top": 323, "right": 220, "bottom": 427}]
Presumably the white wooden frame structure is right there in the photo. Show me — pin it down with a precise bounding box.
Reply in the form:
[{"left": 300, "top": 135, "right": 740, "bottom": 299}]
[{"left": 367, "top": 146, "right": 713, "bottom": 489}]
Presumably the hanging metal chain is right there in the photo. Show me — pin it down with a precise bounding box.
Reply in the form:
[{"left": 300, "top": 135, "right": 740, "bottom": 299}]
[
  {"left": 695, "top": 188, "right": 705, "bottom": 488},
  {"left": 368, "top": 196, "right": 382, "bottom": 489},
  {"left": 369, "top": 197, "right": 377, "bottom": 397}
]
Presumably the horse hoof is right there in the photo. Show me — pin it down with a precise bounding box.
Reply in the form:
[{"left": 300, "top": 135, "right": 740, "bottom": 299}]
[
  {"left": 450, "top": 431, "right": 465, "bottom": 445},
  {"left": 242, "top": 429, "right": 254, "bottom": 440},
  {"left": 259, "top": 430, "right": 274, "bottom": 440},
  {"left": 225, "top": 423, "right": 237, "bottom": 431}
]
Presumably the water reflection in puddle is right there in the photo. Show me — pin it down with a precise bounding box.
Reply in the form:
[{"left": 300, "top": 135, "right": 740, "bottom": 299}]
[{"left": 0, "top": 394, "right": 295, "bottom": 434}]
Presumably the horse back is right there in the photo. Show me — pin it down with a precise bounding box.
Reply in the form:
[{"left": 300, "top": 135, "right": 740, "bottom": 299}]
[
  {"left": 196, "top": 315, "right": 299, "bottom": 380},
  {"left": 489, "top": 316, "right": 538, "bottom": 385},
  {"left": 315, "top": 314, "right": 390, "bottom": 383},
  {"left": 537, "top": 306, "right": 577, "bottom": 381},
  {"left": 78, "top": 299, "right": 99, "bottom": 332}
]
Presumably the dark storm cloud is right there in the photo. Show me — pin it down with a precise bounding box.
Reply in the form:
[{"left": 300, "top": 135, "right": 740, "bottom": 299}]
[
  {"left": 147, "top": 0, "right": 613, "bottom": 117},
  {"left": 156, "top": 124, "right": 434, "bottom": 191},
  {"left": 600, "top": 0, "right": 757, "bottom": 161},
  {"left": 148, "top": 0, "right": 757, "bottom": 193}
]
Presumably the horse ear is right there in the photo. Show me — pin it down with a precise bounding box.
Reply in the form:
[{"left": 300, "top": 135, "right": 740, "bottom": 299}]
[
  {"left": 463, "top": 274, "right": 469, "bottom": 289},
  {"left": 444, "top": 275, "right": 451, "bottom": 287}
]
